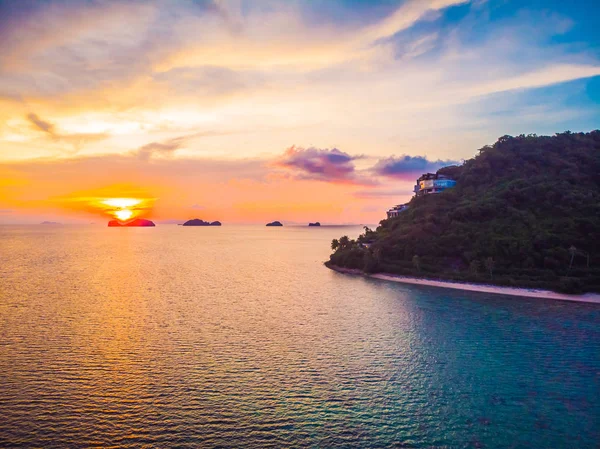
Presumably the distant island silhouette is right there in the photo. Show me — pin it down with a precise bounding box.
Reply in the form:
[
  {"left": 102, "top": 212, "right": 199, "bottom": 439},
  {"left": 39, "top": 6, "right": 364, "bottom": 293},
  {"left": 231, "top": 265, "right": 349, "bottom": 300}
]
[
  {"left": 108, "top": 218, "right": 155, "bottom": 227},
  {"left": 182, "top": 219, "right": 222, "bottom": 226},
  {"left": 308, "top": 222, "right": 321, "bottom": 227},
  {"left": 266, "top": 221, "right": 283, "bottom": 226},
  {"left": 41, "top": 221, "right": 61, "bottom": 225}
]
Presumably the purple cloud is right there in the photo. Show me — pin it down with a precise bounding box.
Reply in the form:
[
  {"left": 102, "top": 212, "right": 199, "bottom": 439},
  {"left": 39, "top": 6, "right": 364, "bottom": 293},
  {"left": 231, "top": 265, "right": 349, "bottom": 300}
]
[
  {"left": 275, "top": 146, "right": 372, "bottom": 184},
  {"left": 372, "top": 155, "right": 460, "bottom": 180}
]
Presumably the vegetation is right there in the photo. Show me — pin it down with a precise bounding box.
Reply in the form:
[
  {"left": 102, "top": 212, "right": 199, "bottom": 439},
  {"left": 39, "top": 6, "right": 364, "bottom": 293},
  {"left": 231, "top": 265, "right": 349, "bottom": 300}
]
[{"left": 328, "top": 131, "right": 600, "bottom": 294}]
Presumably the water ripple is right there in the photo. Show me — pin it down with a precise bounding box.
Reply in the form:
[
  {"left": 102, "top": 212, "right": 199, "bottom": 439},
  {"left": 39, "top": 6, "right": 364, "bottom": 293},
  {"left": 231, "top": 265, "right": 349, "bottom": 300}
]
[{"left": 1, "top": 225, "right": 599, "bottom": 448}]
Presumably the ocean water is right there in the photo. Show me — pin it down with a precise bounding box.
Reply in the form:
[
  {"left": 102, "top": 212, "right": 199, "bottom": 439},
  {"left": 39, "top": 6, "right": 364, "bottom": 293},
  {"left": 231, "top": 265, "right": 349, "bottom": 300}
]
[{"left": 0, "top": 225, "right": 598, "bottom": 448}]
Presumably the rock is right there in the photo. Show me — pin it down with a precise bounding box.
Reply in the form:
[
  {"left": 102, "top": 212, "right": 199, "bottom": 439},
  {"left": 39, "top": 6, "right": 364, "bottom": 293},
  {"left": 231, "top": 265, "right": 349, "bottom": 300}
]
[
  {"left": 266, "top": 221, "right": 283, "bottom": 226},
  {"left": 108, "top": 218, "right": 155, "bottom": 227},
  {"left": 182, "top": 218, "right": 222, "bottom": 226},
  {"left": 308, "top": 222, "right": 321, "bottom": 226}
]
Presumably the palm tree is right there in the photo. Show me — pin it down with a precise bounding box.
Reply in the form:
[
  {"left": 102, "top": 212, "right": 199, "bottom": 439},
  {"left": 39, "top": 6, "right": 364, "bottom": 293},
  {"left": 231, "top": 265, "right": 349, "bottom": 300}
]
[
  {"left": 339, "top": 236, "right": 350, "bottom": 249},
  {"left": 412, "top": 255, "right": 421, "bottom": 272},
  {"left": 484, "top": 257, "right": 495, "bottom": 279},
  {"left": 331, "top": 239, "right": 339, "bottom": 251},
  {"left": 469, "top": 260, "right": 480, "bottom": 277},
  {"left": 569, "top": 245, "right": 577, "bottom": 270}
]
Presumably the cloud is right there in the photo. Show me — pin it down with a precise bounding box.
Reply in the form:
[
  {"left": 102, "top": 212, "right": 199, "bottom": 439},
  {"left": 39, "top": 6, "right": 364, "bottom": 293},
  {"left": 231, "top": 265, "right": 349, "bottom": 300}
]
[
  {"left": 134, "top": 130, "right": 238, "bottom": 160},
  {"left": 25, "top": 112, "right": 108, "bottom": 153},
  {"left": 0, "top": 149, "right": 388, "bottom": 224},
  {"left": 372, "top": 155, "right": 460, "bottom": 180},
  {"left": 27, "top": 113, "right": 55, "bottom": 135},
  {"left": 136, "top": 138, "right": 185, "bottom": 161},
  {"left": 275, "top": 146, "right": 372, "bottom": 184},
  {"left": 0, "top": 0, "right": 599, "bottom": 168}
]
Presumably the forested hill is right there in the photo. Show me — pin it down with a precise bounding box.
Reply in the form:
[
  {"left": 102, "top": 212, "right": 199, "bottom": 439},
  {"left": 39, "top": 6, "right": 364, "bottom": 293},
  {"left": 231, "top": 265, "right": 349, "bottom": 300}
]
[{"left": 328, "top": 131, "right": 600, "bottom": 293}]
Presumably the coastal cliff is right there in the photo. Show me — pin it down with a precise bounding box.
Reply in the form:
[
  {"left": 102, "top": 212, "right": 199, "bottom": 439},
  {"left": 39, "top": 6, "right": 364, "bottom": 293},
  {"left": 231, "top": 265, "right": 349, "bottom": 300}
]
[{"left": 328, "top": 131, "right": 600, "bottom": 294}]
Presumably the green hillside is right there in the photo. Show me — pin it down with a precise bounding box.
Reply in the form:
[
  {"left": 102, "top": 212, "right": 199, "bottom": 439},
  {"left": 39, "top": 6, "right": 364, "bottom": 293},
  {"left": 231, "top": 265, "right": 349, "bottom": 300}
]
[{"left": 328, "top": 131, "right": 600, "bottom": 293}]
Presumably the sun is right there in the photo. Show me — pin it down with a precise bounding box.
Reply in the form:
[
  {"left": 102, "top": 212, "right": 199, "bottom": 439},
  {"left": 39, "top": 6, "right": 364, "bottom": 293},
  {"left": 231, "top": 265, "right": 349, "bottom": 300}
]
[
  {"left": 100, "top": 197, "right": 144, "bottom": 222},
  {"left": 114, "top": 209, "right": 133, "bottom": 221}
]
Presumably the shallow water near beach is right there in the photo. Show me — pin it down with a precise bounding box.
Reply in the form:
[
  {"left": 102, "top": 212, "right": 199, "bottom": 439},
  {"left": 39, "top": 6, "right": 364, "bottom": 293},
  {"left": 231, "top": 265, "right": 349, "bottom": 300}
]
[{"left": 1, "top": 225, "right": 599, "bottom": 448}]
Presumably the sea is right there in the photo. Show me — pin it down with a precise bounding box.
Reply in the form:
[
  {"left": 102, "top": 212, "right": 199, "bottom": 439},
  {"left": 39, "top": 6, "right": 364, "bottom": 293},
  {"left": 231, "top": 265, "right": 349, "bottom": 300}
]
[{"left": 0, "top": 225, "right": 598, "bottom": 448}]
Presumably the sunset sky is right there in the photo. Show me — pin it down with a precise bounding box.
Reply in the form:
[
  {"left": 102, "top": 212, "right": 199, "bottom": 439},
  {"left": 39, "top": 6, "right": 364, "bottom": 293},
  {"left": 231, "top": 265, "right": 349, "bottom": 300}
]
[{"left": 1, "top": 0, "right": 599, "bottom": 224}]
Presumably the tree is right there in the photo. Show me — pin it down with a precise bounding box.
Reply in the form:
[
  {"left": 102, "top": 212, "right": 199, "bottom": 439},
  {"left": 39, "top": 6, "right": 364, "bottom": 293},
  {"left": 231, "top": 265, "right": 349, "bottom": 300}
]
[
  {"left": 469, "top": 260, "right": 480, "bottom": 277},
  {"left": 582, "top": 251, "right": 590, "bottom": 269},
  {"left": 412, "top": 255, "right": 421, "bottom": 272},
  {"left": 569, "top": 245, "right": 577, "bottom": 270},
  {"left": 484, "top": 257, "right": 495, "bottom": 279},
  {"left": 331, "top": 239, "right": 339, "bottom": 251},
  {"left": 328, "top": 131, "right": 600, "bottom": 293},
  {"left": 339, "top": 236, "right": 350, "bottom": 249},
  {"left": 363, "top": 250, "right": 379, "bottom": 274}
]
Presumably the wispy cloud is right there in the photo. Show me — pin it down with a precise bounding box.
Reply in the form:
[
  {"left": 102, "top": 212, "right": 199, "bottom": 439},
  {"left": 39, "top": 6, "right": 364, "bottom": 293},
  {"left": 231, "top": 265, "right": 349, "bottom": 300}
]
[
  {"left": 25, "top": 112, "right": 108, "bottom": 153},
  {"left": 27, "top": 113, "right": 55, "bottom": 135}
]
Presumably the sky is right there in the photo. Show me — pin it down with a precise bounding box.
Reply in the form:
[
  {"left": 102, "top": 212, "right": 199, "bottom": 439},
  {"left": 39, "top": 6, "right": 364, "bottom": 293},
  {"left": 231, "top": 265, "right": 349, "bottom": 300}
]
[{"left": 0, "top": 0, "right": 599, "bottom": 224}]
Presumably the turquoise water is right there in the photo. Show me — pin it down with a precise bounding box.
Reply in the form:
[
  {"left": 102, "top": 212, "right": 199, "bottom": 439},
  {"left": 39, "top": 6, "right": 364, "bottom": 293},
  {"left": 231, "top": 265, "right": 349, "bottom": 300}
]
[{"left": 0, "top": 225, "right": 598, "bottom": 448}]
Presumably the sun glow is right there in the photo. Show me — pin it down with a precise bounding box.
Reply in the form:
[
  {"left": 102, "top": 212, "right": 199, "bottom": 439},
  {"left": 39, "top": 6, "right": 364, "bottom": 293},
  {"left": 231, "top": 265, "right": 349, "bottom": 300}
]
[
  {"left": 102, "top": 198, "right": 142, "bottom": 209},
  {"left": 114, "top": 209, "right": 133, "bottom": 221},
  {"left": 101, "top": 198, "right": 145, "bottom": 222}
]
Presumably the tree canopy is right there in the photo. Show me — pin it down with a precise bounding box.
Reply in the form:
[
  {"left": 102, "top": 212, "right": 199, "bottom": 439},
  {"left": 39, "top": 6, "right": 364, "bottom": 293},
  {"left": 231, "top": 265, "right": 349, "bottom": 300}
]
[{"left": 328, "top": 131, "right": 600, "bottom": 294}]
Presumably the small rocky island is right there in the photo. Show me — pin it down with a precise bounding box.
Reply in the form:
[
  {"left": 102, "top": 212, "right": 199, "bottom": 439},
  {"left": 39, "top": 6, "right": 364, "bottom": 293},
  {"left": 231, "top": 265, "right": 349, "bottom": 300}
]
[
  {"left": 308, "top": 222, "right": 321, "bottom": 227},
  {"left": 41, "top": 221, "right": 62, "bottom": 225},
  {"left": 182, "top": 218, "right": 222, "bottom": 226},
  {"left": 266, "top": 221, "right": 283, "bottom": 226},
  {"left": 108, "top": 218, "right": 155, "bottom": 227}
]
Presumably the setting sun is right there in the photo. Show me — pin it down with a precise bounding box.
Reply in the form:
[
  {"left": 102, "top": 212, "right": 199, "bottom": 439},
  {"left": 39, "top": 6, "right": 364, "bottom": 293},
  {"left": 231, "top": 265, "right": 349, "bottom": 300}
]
[
  {"left": 99, "top": 197, "right": 149, "bottom": 222},
  {"left": 114, "top": 209, "right": 133, "bottom": 221}
]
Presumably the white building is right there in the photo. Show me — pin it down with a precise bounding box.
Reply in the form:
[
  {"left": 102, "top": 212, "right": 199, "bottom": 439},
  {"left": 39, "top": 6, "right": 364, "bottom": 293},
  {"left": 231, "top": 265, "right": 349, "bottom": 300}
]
[
  {"left": 386, "top": 204, "right": 409, "bottom": 219},
  {"left": 386, "top": 172, "right": 456, "bottom": 219}
]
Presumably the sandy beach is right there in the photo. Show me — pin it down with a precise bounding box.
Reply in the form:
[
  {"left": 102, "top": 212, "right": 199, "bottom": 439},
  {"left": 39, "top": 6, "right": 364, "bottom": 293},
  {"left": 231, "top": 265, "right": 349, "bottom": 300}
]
[{"left": 327, "top": 265, "right": 600, "bottom": 304}]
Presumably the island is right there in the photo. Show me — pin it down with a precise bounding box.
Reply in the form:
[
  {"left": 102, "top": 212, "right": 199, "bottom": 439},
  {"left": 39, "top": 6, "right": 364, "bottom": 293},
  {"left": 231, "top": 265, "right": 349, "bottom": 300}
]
[
  {"left": 108, "top": 218, "right": 155, "bottom": 227},
  {"left": 308, "top": 222, "right": 321, "bottom": 227},
  {"left": 41, "top": 221, "right": 61, "bottom": 225},
  {"left": 182, "top": 218, "right": 221, "bottom": 226},
  {"left": 266, "top": 221, "right": 283, "bottom": 226},
  {"left": 327, "top": 131, "right": 600, "bottom": 295}
]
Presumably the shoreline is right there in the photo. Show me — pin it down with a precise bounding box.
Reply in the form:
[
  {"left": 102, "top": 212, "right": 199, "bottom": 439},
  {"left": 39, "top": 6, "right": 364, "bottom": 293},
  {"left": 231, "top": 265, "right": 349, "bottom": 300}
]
[{"left": 327, "top": 265, "right": 600, "bottom": 304}]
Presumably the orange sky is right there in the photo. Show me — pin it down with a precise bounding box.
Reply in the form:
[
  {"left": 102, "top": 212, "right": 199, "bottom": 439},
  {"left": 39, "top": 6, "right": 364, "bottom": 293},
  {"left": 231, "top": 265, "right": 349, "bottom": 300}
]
[{"left": 1, "top": 0, "right": 599, "bottom": 223}]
